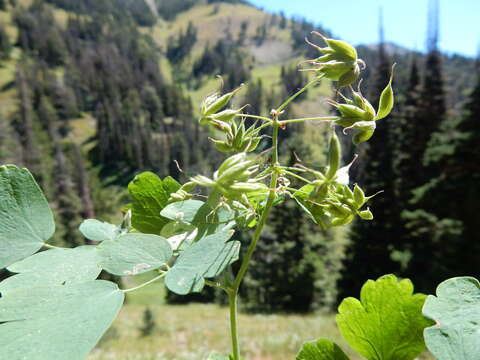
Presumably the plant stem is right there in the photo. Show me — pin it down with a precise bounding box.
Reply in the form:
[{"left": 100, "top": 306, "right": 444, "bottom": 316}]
[
  {"left": 275, "top": 75, "right": 323, "bottom": 113},
  {"left": 282, "top": 170, "right": 312, "bottom": 184},
  {"left": 228, "top": 290, "right": 240, "bottom": 359},
  {"left": 227, "top": 74, "right": 323, "bottom": 358},
  {"left": 278, "top": 116, "right": 338, "bottom": 125},
  {"left": 122, "top": 272, "right": 167, "bottom": 293},
  {"left": 228, "top": 116, "right": 281, "bottom": 360},
  {"left": 235, "top": 113, "right": 272, "bottom": 123}
]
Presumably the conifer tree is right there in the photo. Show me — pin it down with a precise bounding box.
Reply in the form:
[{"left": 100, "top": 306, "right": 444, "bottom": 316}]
[
  {"left": 400, "top": 0, "right": 450, "bottom": 291},
  {"left": 51, "top": 142, "right": 84, "bottom": 248},
  {"left": 244, "top": 78, "right": 263, "bottom": 116},
  {"left": 340, "top": 10, "right": 399, "bottom": 297},
  {"left": 0, "top": 23, "right": 11, "bottom": 59}
]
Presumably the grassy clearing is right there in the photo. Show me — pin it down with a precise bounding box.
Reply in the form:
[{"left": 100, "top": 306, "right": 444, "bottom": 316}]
[
  {"left": 88, "top": 274, "right": 433, "bottom": 360},
  {"left": 88, "top": 274, "right": 353, "bottom": 360}
]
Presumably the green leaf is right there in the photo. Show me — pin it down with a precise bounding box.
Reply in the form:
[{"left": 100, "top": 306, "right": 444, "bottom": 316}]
[
  {"left": 97, "top": 233, "right": 172, "bottom": 276},
  {"left": 374, "top": 65, "right": 395, "bottom": 121},
  {"left": 128, "top": 172, "right": 181, "bottom": 234},
  {"left": 0, "top": 165, "right": 55, "bottom": 269},
  {"left": 163, "top": 176, "right": 182, "bottom": 194},
  {"left": 336, "top": 274, "right": 431, "bottom": 360},
  {"left": 423, "top": 276, "right": 480, "bottom": 360},
  {"left": 165, "top": 230, "right": 240, "bottom": 295},
  {"left": 0, "top": 246, "right": 101, "bottom": 294},
  {"left": 296, "top": 339, "right": 350, "bottom": 360},
  {"left": 160, "top": 199, "right": 205, "bottom": 223},
  {"left": 79, "top": 219, "right": 120, "bottom": 241},
  {"left": 0, "top": 280, "right": 124, "bottom": 360},
  {"left": 161, "top": 200, "right": 236, "bottom": 241}
]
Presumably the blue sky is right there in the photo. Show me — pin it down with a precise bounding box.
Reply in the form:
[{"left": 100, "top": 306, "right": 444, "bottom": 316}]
[{"left": 250, "top": 0, "right": 479, "bottom": 57}]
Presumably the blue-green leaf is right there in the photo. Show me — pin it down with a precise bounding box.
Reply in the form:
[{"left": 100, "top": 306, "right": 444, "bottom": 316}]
[
  {"left": 79, "top": 219, "right": 120, "bottom": 242},
  {"left": 161, "top": 200, "right": 236, "bottom": 241},
  {"left": 165, "top": 231, "right": 240, "bottom": 295},
  {"left": 160, "top": 199, "right": 205, "bottom": 223},
  {"left": 128, "top": 172, "right": 181, "bottom": 234},
  {"left": 0, "top": 246, "right": 101, "bottom": 294},
  {"left": 0, "top": 165, "right": 55, "bottom": 269},
  {"left": 336, "top": 274, "right": 431, "bottom": 360},
  {"left": 296, "top": 339, "right": 350, "bottom": 360},
  {"left": 97, "top": 233, "right": 172, "bottom": 276},
  {"left": 0, "top": 280, "right": 124, "bottom": 360},
  {"left": 423, "top": 276, "right": 480, "bottom": 360}
]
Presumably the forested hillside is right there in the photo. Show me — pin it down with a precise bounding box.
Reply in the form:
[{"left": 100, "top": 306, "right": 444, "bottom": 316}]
[{"left": 0, "top": 0, "right": 478, "bottom": 311}]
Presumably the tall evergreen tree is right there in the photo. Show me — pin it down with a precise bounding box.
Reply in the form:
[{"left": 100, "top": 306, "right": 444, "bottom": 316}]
[
  {"left": 339, "top": 9, "right": 399, "bottom": 297},
  {"left": 400, "top": 0, "right": 450, "bottom": 292},
  {"left": 0, "top": 23, "right": 11, "bottom": 59},
  {"left": 51, "top": 142, "right": 84, "bottom": 248}
]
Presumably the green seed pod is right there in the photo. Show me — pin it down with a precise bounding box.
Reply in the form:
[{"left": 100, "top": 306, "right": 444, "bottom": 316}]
[
  {"left": 210, "top": 138, "right": 232, "bottom": 153},
  {"left": 358, "top": 209, "right": 374, "bottom": 220},
  {"left": 217, "top": 153, "right": 246, "bottom": 175},
  {"left": 375, "top": 64, "right": 395, "bottom": 120},
  {"left": 246, "top": 137, "right": 262, "bottom": 152},
  {"left": 353, "top": 184, "right": 366, "bottom": 207},
  {"left": 338, "top": 64, "right": 360, "bottom": 87},
  {"left": 217, "top": 160, "right": 256, "bottom": 185},
  {"left": 309, "top": 32, "right": 358, "bottom": 62},
  {"left": 326, "top": 131, "right": 341, "bottom": 180},
  {"left": 331, "top": 214, "right": 355, "bottom": 227},
  {"left": 310, "top": 182, "right": 329, "bottom": 202},
  {"left": 229, "top": 182, "right": 267, "bottom": 193},
  {"left": 338, "top": 104, "right": 373, "bottom": 121},
  {"left": 324, "top": 37, "right": 358, "bottom": 62},
  {"left": 353, "top": 129, "right": 375, "bottom": 145},
  {"left": 318, "top": 61, "right": 355, "bottom": 81},
  {"left": 191, "top": 175, "right": 216, "bottom": 187},
  {"left": 210, "top": 119, "right": 232, "bottom": 133},
  {"left": 328, "top": 201, "right": 352, "bottom": 217},
  {"left": 304, "top": 33, "right": 363, "bottom": 87},
  {"left": 212, "top": 109, "right": 242, "bottom": 123},
  {"left": 342, "top": 184, "right": 354, "bottom": 199},
  {"left": 232, "top": 122, "right": 245, "bottom": 149},
  {"left": 203, "top": 85, "right": 244, "bottom": 116}
]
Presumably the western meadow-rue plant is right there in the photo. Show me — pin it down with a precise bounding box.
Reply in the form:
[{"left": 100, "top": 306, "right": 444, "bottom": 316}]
[{"left": 0, "top": 32, "right": 475, "bottom": 360}]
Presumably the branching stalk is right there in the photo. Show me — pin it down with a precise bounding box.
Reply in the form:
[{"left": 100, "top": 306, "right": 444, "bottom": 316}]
[
  {"left": 276, "top": 75, "right": 323, "bottom": 113},
  {"left": 278, "top": 116, "right": 338, "bottom": 125},
  {"left": 235, "top": 113, "right": 273, "bottom": 123},
  {"left": 226, "top": 75, "right": 335, "bottom": 359},
  {"left": 122, "top": 272, "right": 167, "bottom": 293}
]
